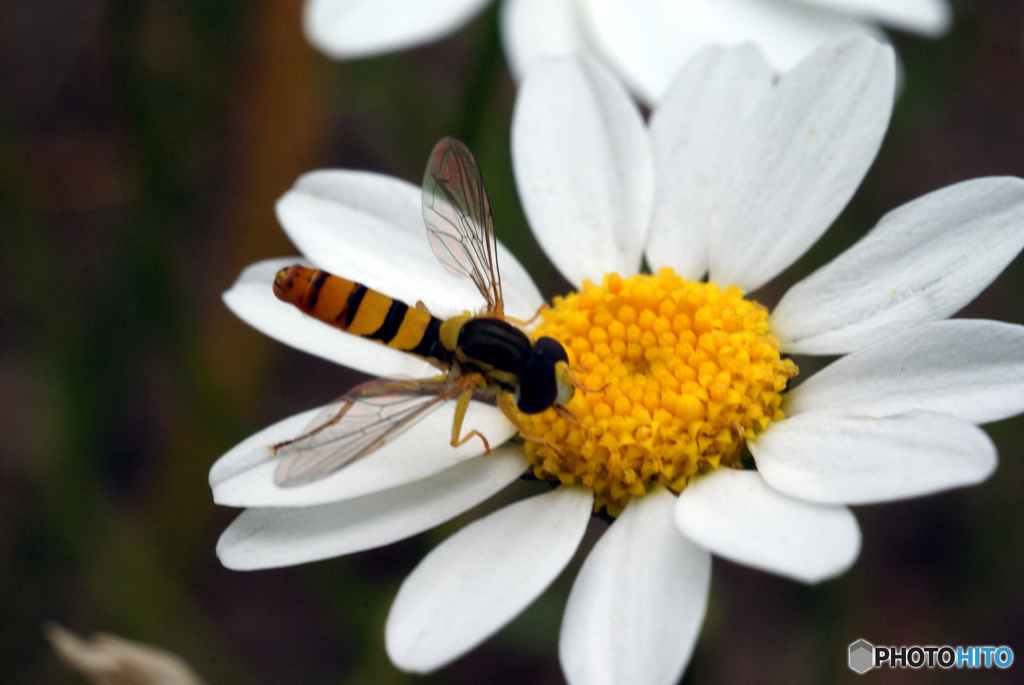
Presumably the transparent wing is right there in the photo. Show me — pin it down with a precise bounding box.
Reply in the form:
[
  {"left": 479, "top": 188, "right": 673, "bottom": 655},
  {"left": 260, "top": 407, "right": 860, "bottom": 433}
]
[
  {"left": 272, "top": 377, "right": 460, "bottom": 487},
  {"left": 422, "top": 136, "right": 503, "bottom": 315}
]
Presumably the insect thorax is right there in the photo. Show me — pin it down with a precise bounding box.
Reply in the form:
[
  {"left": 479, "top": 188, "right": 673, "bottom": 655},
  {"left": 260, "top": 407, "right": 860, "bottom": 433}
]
[{"left": 452, "top": 318, "right": 533, "bottom": 390}]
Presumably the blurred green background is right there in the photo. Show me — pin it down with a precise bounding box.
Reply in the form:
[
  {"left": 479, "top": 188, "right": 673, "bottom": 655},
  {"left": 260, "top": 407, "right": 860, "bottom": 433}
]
[{"left": 0, "top": 0, "right": 1022, "bottom": 683}]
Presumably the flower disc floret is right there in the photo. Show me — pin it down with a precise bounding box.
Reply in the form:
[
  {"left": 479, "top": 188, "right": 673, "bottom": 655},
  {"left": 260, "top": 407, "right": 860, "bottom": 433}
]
[{"left": 520, "top": 268, "right": 798, "bottom": 516}]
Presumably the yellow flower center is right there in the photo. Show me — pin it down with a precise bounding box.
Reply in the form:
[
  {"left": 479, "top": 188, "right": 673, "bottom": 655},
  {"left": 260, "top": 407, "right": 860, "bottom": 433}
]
[{"left": 519, "top": 268, "right": 798, "bottom": 517}]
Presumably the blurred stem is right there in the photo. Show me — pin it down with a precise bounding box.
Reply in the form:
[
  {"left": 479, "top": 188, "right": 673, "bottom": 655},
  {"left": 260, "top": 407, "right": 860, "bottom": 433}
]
[{"left": 455, "top": 3, "right": 505, "bottom": 154}]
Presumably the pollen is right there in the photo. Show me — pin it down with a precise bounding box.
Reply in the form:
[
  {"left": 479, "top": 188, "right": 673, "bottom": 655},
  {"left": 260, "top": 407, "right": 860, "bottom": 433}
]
[{"left": 519, "top": 268, "right": 798, "bottom": 516}]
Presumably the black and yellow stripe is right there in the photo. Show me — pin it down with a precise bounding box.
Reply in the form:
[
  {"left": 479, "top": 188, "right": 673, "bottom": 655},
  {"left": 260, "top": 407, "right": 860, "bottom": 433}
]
[{"left": 273, "top": 265, "right": 448, "bottom": 365}]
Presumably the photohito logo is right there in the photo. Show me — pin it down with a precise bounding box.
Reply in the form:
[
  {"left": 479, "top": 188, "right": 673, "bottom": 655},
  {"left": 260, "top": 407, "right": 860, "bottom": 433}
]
[
  {"left": 848, "top": 639, "right": 1014, "bottom": 673},
  {"left": 848, "top": 640, "right": 875, "bottom": 674}
]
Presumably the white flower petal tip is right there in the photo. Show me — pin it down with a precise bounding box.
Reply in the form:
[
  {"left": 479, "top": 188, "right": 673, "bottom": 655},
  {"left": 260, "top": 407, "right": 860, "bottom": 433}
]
[
  {"left": 216, "top": 447, "right": 527, "bottom": 570},
  {"left": 499, "top": 0, "right": 585, "bottom": 83},
  {"left": 751, "top": 411, "right": 998, "bottom": 506},
  {"left": 209, "top": 401, "right": 515, "bottom": 508},
  {"left": 786, "top": 320, "right": 1024, "bottom": 425},
  {"left": 675, "top": 470, "right": 860, "bottom": 584},
  {"left": 303, "top": 0, "right": 491, "bottom": 59},
  {"left": 709, "top": 34, "right": 896, "bottom": 291},
  {"left": 512, "top": 53, "right": 653, "bottom": 287},
  {"left": 46, "top": 623, "right": 207, "bottom": 685},
  {"left": 385, "top": 486, "right": 593, "bottom": 673},
  {"left": 274, "top": 170, "right": 544, "bottom": 321},
  {"left": 773, "top": 177, "right": 1024, "bottom": 354},
  {"left": 809, "top": 0, "right": 953, "bottom": 37},
  {"left": 581, "top": 0, "right": 882, "bottom": 102},
  {"left": 560, "top": 489, "right": 711, "bottom": 685}
]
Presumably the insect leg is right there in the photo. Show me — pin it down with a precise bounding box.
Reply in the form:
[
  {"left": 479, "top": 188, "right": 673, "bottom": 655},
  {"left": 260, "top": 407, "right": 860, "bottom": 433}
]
[
  {"left": 495, "top": 393, "right": 574, "bottom": 470},
  {"left": 501, "top": 303, "right": 547, "bottom": 327},
  {"left": 450, "top": 384, "right": 492, "bottom": 454},
  {"left": 269, "top": 377, "right": 433, "bottom": 455},
  {"left": 269, "top": 397, "right": 356, "bottom": 454}
]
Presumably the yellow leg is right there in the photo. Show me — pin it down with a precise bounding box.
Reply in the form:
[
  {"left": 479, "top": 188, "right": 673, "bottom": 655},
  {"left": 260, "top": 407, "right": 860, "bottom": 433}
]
[
  {"left": 496, "top": 394, "right": 574, "bottom": 470},
  {"left": 450, "top": 387, "right": 491, "bottom": 454},
  {"left": 502, "top": 303, "right": 547, "bottom": 327}
]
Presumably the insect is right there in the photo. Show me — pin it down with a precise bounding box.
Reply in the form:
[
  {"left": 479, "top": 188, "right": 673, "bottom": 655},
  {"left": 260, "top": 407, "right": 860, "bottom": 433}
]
[{"left": 269, "top": 137, "right": 582, "bottom": 486}]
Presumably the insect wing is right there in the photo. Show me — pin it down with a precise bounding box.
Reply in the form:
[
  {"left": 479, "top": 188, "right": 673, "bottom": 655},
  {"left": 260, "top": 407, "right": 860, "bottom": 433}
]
[
  {"left": 273, "top": 377, "right": 452, "bottom": 487},
  {"left": 422, "top": 137, "right": 503, "bottom": 315}
]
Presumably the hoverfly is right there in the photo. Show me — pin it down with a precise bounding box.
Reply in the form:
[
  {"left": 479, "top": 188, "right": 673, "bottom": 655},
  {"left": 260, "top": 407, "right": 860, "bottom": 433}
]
[{"left": 269, "top": 137, "right": 581, "bottom": 487}]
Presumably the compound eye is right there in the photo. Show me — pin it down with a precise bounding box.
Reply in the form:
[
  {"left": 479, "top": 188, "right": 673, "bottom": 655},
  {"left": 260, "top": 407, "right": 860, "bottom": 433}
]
[
  {"left": 515, "top": 353, "right": 557, "bottom": 414},
  {"left": 534, "top": 336, "right": 568, "bottom": 363}
]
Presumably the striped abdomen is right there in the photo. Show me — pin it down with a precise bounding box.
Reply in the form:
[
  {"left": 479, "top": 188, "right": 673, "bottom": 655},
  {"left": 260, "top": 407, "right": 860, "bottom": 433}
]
[{"left": 273, "top": 265, "right": 447, "bottom": 365}]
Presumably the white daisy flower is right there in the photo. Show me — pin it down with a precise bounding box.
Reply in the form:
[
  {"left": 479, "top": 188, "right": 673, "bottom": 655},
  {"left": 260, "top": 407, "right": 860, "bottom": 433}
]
[
  {"left": 211, "top": 35, "right": 1024, "bottom": 685},
  {"left": 304, "top": 0, "right": 952, "bottom": 102}
]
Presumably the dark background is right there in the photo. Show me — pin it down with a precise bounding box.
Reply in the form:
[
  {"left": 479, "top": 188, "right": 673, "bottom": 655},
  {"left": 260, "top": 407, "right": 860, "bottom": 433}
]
[{"left": 1, "top": 0, "right": 1022, "bottom": 683}]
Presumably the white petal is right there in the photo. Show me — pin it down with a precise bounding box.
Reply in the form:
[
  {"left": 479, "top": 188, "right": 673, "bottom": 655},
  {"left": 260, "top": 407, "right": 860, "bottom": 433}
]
[
  {"left": 709, "top": 35, "right": 895, "bottom": 291},
  {"left": 560, "top": 489, "right": 710, "bottom": 685},
  {"left": 276, "top": 170, "right": 544, "bottom": 320},
  {"left": 223, "top": 258, "right": 437, "bottom": 377},
  {"left": 647, "top": 44, "right": 773, "bottom": 281},
  {"left": 216, "top": 447, "right": 526, "bottom": 570},
  {"left": 210, "top": 405, "right": 318, "bottom": 491},
  {"left": 210, "top": 400, "right": 515, "bottom": 507},
  {"left": 46, "top": 624, "right": 206, "bottom": 685},
  {"left": 675, "top": 470, "right": 859, "bottom": 583},
  {"left": 751, "top": 411, "right": 997, "bottom": 505},
  {"left": 802, "top": 0, "right": 952, "bottom": 36},
  {"left": 303, "top": 0, "right": 492, "bottom": 58},
  {"left": 512, "top": 54, "right": 653, "bottom": 286},
  {"left": 582, "top": 0, "right": 879, "bottom": 103},
  {"left": 386, "top": 486, "right": 593, "bottom": 673},
  {"left": 786, "top": 320, "right": 1024, "bottom": 424},
  {"left": 500, "top": 0, "right": 586, "bottom": 82},
  {"left": 772, "top": 177, "right": 1024, "bottom": 354}
]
